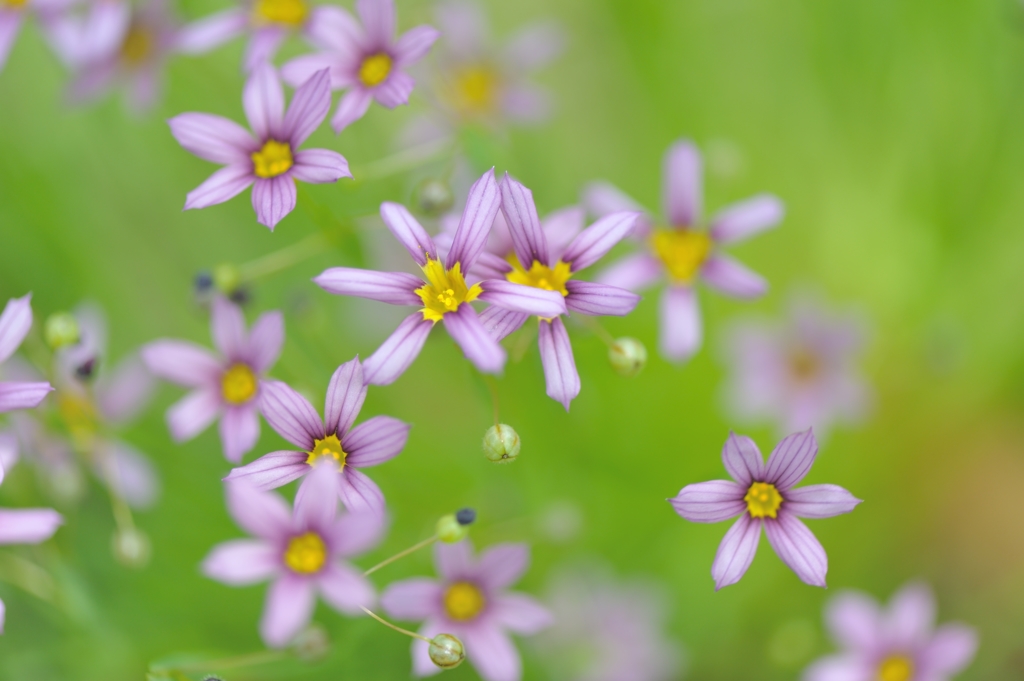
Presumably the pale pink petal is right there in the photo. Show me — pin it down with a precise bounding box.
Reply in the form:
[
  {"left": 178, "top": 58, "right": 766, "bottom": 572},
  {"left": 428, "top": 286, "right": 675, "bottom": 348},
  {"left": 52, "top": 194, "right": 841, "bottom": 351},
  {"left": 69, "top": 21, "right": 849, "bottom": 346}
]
[
  {"left": 98, "top": 439, "right": 161, "bottom": 510},
  {"left": 0, "top": 382, "right": 53, "bottom": 413},
  {"left": 246, "top": 310, "right": 285, "bottom": 373},
  {"left": 314, "top": 267, "right": 422, "bottom": 305},
  {"left": 722, "top": 432, "right": 764, "bottom": 486},
  {"left": 393, "top": 25, "right": 439, "bottom": 66},
  {"left": 448, "top": 169, "right": 501, "bottom": 271},
  {"left": 343, "top": 416, "right": 409, "bottom": 467},
  {"left": 258, "top": 380, "right": 322, "bottom": 450},
  {"left": 885, "top": 582, "right": 935, "bottom": 651},
  {"left": 337, "top": 467, "right": 385, "bottom": 512},
  {"left": 764, "top": 512, "right": 828, "bottom": 587},
  {"left": 596, "top": 253, "right": 663, "bottom": 292},
  {"left": 226, "top": 478, "right": 293, "bottom": 540},
  {"left": 541, "top": 206, "right": 584, "bottom": 261},
  {"left": 142, "top": 340, "right": 222, "bottom": 387},
  {"left": 328, "top": 510, "right": 385, "bottom": 557},
  {"left": 0, "top": 295, "right": 32, "bottom": 364},
  {"left": 0, "top": 509, "right": 62, "bottom": 544},
  {"left": 659, "top": 285, "right": 701, "bottom": 362},
  {"left": 434, "top": 539, "right": 474, "bottom": 581},
  {"left": 477, "top": 280, "right": 566, "bottom": 318},
  {"left": 331, "top": 88, "right": 372, "bottom": 132},
  {"left": 96, "top": 353, "right": 156, "bottom": 425},
  {"left": 291, "top": 148, "right": 351, "bottom": 184},
  {"left": 202, "top": 539, "right": 279, "bottom": 585},
  {"left": 463, "top": 625, "right": 522, "bottom": 681},
  {"left": 363, "top": 313, "right": 434, "bottom": 386},
  {"left": 802, "top": 655, "right": 873, "bottom": 681},
  {"left": 537, "top": 317, "right": 579, "bottom": 410},
  {"left": 166, "top": 388, "right": 221, "bottom": 442},
  {"left": 244, "top": 62, "right": 285, "bottom": 140},
  {"left": 479, "top": 306, "right": 529, "bottom": 342},
  {"left": 477, "top": 543, "right": 529, "bottom": 591},
  {"left": 168, "top": 113, "right": 256, "bottom": 164},
  {"left": 0, "top": 13, "right": 23, "bottom": 73},
  {"left": 501, "top": 84, "right": 550, "bottom": 123},
  {"left": 380, "top": 201, "right": 438, "bottom": 265},
  {"left": 669, "top": 480, "right": 746, "bottom": 523},
  {"left": 225, "top": 450, "right": 308, "bottom": 490},
  {"left": 498, "top": 173, "right": 548, "bottom": 266},
  {"left": 324, "top": 357, "right": 366, "bottom": 436},
  {"left": 564, "top": 281, "right": 639, "bottom": 317},
  {"left": 294, "top": 459, "right": 339, "bottom": 530},
  {"left": 220, "top": 405, "right": 261, "bottom": 464},
  {"left": 920, "top": 624, "right": 978, "bottom": 677},
  {"left": 562, "top": 211, "right": 640, "bottom": 273},
  {"left": 382, "top": 578, "right": 442, "bottom": 622},
  {"left": 491, "top": 592, "right": 553, "bottom": 634},
  {"left": 318, "top": 562, "right": 375, "bottom": 613},
  {"left": 252, "top": 176, "right": 297, "bottom": 230},
  {"left": 372, "top": 70, "right": 414, "bottom": 108},
  {"left": 282, "top": 68, "right": 331, "bottom": 147},
  {"left": 260, "top": 573, "right": 316, "bottom": 648},
  {"left": 211, "top": 295, "right": 247, "bottom": 360},
  {"left": 434, "top": 0, "right": 486, "bottom": 57},
  {"left": 710, "top": 194, "right": 784, "bottom": 245},
  {"left": 784, "top": 484, "right": 861, "bottom": 519},
  {"left": 304, "top": 5, "right": 362, "bottom": 53},
  {"left": 281, "top": 52, "right": 345, "bottom": 89},
  {"left": 243, "top": 26, "right": 286, "bottom": 73},
  {"left": 443, "top": 305, "right": 506, "bottom": 375},
  {"left": 355, "top": 0, "right": 394, "bottom": 46},
  {"left": 503, "top": 22, "right": 563, "bottom": 71},
  {"left": 582, "top": 181, "right": 646, "bottom": 219},
  {"left": 176, "top": 8, "right": 246, "bottom": 54},
  {"left": 184, "top": 165, "right": 255, "bottom": 210},
  {"left": 474, "top": 251, "right": 514, "bottom": 279},
  {"left": 662, "top": 140, "right": 702, "bottom": 227},
  {"left": 825, "top": 591, "right": 882, "bottom": 653},
  {"left": 701, "top": 254, "right": 768, "bottom": 300},
  {"left": 764, "top": 429, "right": 818, "bottom": 490},
  {"left": 711, "top": 514, "right": 761, "bottom": 590}
]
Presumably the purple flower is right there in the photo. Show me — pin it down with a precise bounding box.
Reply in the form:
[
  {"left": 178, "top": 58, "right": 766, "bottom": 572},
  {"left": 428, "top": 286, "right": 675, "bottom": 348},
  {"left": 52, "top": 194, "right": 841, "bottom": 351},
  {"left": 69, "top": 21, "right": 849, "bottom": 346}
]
[
  {"left": 281, "top": 0, "right": 439, "bottom": 133},
  {"left": 142, "top": 296, "right": 284, "bottom": 463},
  {"left": 313, "top": 169, "right": 567, "bottom": 385},
  {"left": 0, "top": 457, "right": 63, "bottom": 633},
  {"left": 381, "top": 540, "right": 553, "bottom": 681},
  {"left": 225, "top": 356, "right": 409, "bottom": 513},
  {"left": 721, "top": 296, "right": 871, "bottom": 439},
  {"left": 669, "top": 429, "right": 860, "bottom": 589},
  {"left": 203, "top": 463, "right": 382, "bottom": 648},
  {"left": 587, "top": 139, "right": 784, "bottom": 362},
  {"left": 0, "top": 0, "right": 73, "bottom": 74},
  {"left": 168, "top": 64, "right": 350, "bottom": 230},
  {"left": 0, "top": 295, "right": 53, "bottom": 414},
  {"left": 471, "top": 175, "right": 640, "bottom": 410},
  {"left": 803, "top": 582, "right": 978, "bottom": 681}
]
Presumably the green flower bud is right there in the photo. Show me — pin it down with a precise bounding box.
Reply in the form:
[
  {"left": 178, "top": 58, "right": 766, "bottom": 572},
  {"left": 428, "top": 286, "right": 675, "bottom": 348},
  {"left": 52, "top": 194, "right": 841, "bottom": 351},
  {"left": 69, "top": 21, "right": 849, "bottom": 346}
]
[
  {"left": 436, "top": 513, "right": 470, "bottom": 543},
  {"left": 428, "top": 633, "right": 465, "bottom": 669},
  {"left": 44, "top": 312, "right": 80, "bottom": 350},
  {"left": 483, "top": 424, "right": 520, "bottom": 464},
  {"left": 112, "top": 527, "right": 151, "bottom": 568},
  {"left": 608, "top": 337, "right": 647, "bottom": 377},
  {"left": 212, "top": 262, "right": 242, "bottom": 295},
  {"left": 415, "top": 178, "right": 455, "bottom": 216}
]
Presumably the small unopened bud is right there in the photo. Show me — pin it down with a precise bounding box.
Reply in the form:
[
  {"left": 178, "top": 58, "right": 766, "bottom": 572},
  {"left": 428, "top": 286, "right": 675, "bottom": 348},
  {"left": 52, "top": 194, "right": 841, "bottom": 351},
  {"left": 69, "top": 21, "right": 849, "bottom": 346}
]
[
  {"left": 44, "top": 312, "right": 80, "bottom": 350},
  {"left": 608, "top": 337, "right": 647, "bottom": 377},
  {"left": 455, "top": 508, "right": 476, "bottom": 526},
  {"left": 212, "top": 262, "right": 242, "bottom": 295},
  {"left": 428, "top": 633, "right": 465, "bottom": 669},
  {"left": 483, "top": 424, "right": 520, "bottom": 464},
  {"left": 414, "top": 178, "right": 454, "bottom": 216},
  {"left": 290, "top": 623, "right": 330, "bottom": 662},
  {"left": 112, "top": 527, "right": 151, "bottom": 568},
  {"left": 436, "top": 513, "right": 469, "bottom": 543}
]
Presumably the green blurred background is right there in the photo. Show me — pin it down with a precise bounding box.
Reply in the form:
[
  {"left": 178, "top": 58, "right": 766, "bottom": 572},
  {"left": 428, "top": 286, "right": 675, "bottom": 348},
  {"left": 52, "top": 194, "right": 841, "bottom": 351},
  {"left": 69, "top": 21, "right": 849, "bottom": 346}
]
[{"left": 3, "top": 0, "right": 1024, "bottom": 678}]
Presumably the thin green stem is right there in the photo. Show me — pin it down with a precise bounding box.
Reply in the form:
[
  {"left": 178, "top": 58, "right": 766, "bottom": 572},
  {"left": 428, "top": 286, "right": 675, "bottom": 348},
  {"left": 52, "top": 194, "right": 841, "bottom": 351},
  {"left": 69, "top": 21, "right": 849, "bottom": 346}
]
[
  {"left": 484, "top": 375, "right": 501, "bottom": 426},
  {"left": 576, "top": 315, "right": 616, "bottom": 347},
  {"left": 363, "top": 535, "right": 438, "bottom": 576},
  {"left": 238, "top": 233, "right": 327, "bottom": 281},
  {"left": 361, "top": 606, "right": 433, "bottom": 643}
]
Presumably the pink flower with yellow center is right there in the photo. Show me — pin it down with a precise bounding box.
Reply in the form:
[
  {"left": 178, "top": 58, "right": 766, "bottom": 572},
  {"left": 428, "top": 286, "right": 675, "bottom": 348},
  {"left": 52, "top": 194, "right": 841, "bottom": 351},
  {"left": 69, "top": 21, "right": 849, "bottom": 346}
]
[
  {"left": 142, "top": 296, "right": 283, "bottom": 463},
  {"left": 670, "top": 429, "right": 860, "bottom": 589}
]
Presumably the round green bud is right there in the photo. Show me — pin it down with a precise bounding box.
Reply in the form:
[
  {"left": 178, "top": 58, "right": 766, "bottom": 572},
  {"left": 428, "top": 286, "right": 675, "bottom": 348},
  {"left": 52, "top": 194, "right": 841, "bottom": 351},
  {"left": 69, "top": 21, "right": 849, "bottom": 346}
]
[
  {"left": 44, "top": 312, "right": 80, "bottom": 350},
  {"left": 608, "top": 337, "right": 647, "bottom": 377},
  {"left": 112, "top": 527, "right": 151, "bottom": 568},
  {"left": 436, "top": 513, "right": 469, "bottom": 544},
  {"left": 290, "top": 623, "right": 331, "bottom": 662},
  {"left": 428, "top": 633, "right": 465, "bottom": 669},
  {"left": 483, "top": 424, "right": 520, "bottom": 464},
  {"left": 212, "top": 262, "right": 242, "bottom": 295},
  {"left": 415, "top": 178, "right": 455, "bottom": 216}
]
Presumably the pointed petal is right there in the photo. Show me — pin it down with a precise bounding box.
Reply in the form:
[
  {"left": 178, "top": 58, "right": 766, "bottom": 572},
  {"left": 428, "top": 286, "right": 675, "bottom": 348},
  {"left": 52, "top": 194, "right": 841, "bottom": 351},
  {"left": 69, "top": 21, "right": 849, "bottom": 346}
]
[
  {"left": 491, "top": 592, "right": 553, "bottom": 634},
  {"left": 244, "top": 26, "right": 286, "bottom": 72},
  {"left": 314, "top": 267, "right": 422, "bottom": 306},
  {"left": 0, "top": 509, "right": 62, "bottom": 544},
  {"left": 463, "top": 625, "right": 521, "bottom": 681},
  {"left": 885, "top": 582, "right": 936, "bottom": 650},
  {"left": 562, "top": 211, "right": 640, "bottom": 272},
  {"left": 595, "top": 253, "right": 663, "bottom": 292},
  {"left": 166, "top": 388, "right": 221, "bottom": 442},
  {"left": 176, "top": 8, "right": 247, "bottom": 54},
  {"left": 381, "top": 577, "right": 442, "bottom": 620},
  {"left": 478, "top": 280, "right": 566, "bottom": 318},
  {"left": 331, "top": 88, "right": 372, "bottom": 132},
  {"left": 321, "top": 358, "right": 366, "bottom": 437},
  {"left": 659, "top": 285, "right": 702, "bottom": 362},
  {"left": 443, "top": 305, "right": 506, "bottom": 375},
  {"left": 564, "top": 281, "right": 639, "bottom": 316},
  {"left": 225, "top": 450, "right": 309, "bottom": 490},
  {"left": 356, "top": 0, "right": 394, "bottom": 44},
  {"left": 537, "top": 317, "right": 579, "bottom": 410},
  {"left": 802, "top": 655, "right": 872, "bottom": 681},
  {"left": 448, "top": 169, "right": 501, "bottom": 271},
  {"left": 825, "top": 591, "right": 883, "bottom": 653},
  {"left": 701, "top": 254, "right": 768, "bottom": 299},
  {"left": 281, "top": 52, "right": 344, "bottom": 88},
  {"left": 202, "top": 539, "right": 279, "bottom": 585},
  {"left": 477, "top": 543, "right": 529, "bottom": 591},
  {"left": 343, "top": 416, "right": 409, "bottom": 467},
  {"left": 662, "top": 140, "right": 702, "bottom": 227},
  {"left": 291, "top": 148, "right": 351, "bottom": 183},
  {"left": 142, "top": 340, "right": 222, "bottom": 387},
  {"left": 0, "top": 295, "right": 32, "bottom": 364},
  {"left": 434, "top": 539, "right": 474, "bottom": 581},
  {"left": 380, "top": 202, "right": 437, "bottom": 265},
  {"left": 764, "top": 429, "right": 818, "bottom": 490},
  {"left": 225, "top": 478, "right": 293, "bottom": 540},
  {"left": 498, "top": 173, "right": 547, "bottom": 266},
  {"left": 303, "top": 5, "right": 362, "bottom": 52},
  {"left": 246, "top": 310, "right": 285, "bottom": 373},
  {"left": 184, "top": 165, "right": 255, "bottom": 210},
  {"left": 283, "top": 68, "right": 331, "bottom": 147},
  {"left": 337, "top": 467, "right": 385, "bottom": 512},
  {"left": 393, "top": 25, "right": 439, "bottom": 66},
  {"left": 318, "top": 562, "right": 375, "bottom": 614},
  {"left": 168, "top": 113, "right": 256, "bottom": 165},
  {"left": 722, "top": 432, "right": 764, "bottom": 487},
  {"left": 479, "top": 306, "right": 528, "bottom": 342},
  {"left": 920, "top": 624, "right": 978, "bottom": 677},
  {"left": 220, "top": 405, "right": 261, "bottom": 464},
  {"left": 211, "top": 295, "right": 247, "bottom": 360},
  {"left": 244, "top": 62, "right": 285, "bottom": 140},
  {"left": 710, "top": 194, "right": 784, "bottom": 244},
  {"left": 0, "top": 382, "right": 53, "bottom": 413},
  {"left": 582, "top": 181, "right": 646, "bottom": 219},
  {"left": 670, "top": 480, "right": 746, "bottom": 523},
  {"left": 252, "top": 176, "right": 297, "bottom": 230},
  {"left": 363, "top": 313, "right": 434, "bottom": 386},
  {"left": 260, "top": 574, "right": 316, "bottom": 648},
  {"left": 294, "top": 459, "right": 339, "bottom": 530},
  {"left": 784, "top": 484, "right": 861, "bottom": 519},
  {"left": 258, "top": 380, "right": 323, "bottom": 449},
  {"left": 764, "top": 513, "right": 828, "bottom": 587},
  {"left": 711, "top": 514, "right": 761, "bottom": 590},
  {"left": 372, "top": 70, "right": 415, "bottom": 108}
]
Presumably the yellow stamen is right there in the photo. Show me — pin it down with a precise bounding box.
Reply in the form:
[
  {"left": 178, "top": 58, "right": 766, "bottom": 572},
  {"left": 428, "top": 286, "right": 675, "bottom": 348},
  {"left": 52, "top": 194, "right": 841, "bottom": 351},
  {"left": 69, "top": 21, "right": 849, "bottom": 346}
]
[
  {"left": 306, "top": 433, "right": 346, "bottom": 469},
  {"left": 650, "top": 228, "right": 712, "bottom": 283},
  {"left": 119, "top": 24, "right": 153, "bottom": 64},
  {"left": 359, "top": 53, "right": 392, "bottom": 87},
  {"left": 221, "top": 363, "right": 258, "bottom": 405},
  {"left": 4, "top": 0, "right": 29, "bottom": 8},
  {"left": 253, "top": 0, "right": 307, "bottom": 26},
  {"left": 504, "top": 254, "right": 572, "bottom": 297},
  {"left": 451, "top": 65, "right": 497, "bottom": 115},
  {"left": 878, "top": 656, "right": 914, "bottom": 681},
  {"left": 744, "top": 482, "right": 783, "bottom": 519},
  {"left": 251, "top": 140, "right": 293, "bottom": 178},
  {"left": 415, "top": 259, "right": 481, "bottom": 323},
  {"left": 443, "top": 582, "right": 485, "bottom": 621},
  {"left": 284, "top": 532, "right": 327, "bottom": 574}
]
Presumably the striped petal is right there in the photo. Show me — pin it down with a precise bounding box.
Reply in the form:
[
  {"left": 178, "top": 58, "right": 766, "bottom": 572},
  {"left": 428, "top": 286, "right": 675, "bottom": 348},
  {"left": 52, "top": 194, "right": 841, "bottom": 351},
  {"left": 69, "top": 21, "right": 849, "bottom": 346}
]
[
  {"left": 225, "top": 450, "right": 309, "bottom": 490},
  {"left": 363, "top": 313, "right": 433, "bottom": 386},
  {"left": 443, "top": 305, "right": 506, "bottom": 375},
  {"left": 764, "top": 429, "right": 818, "bottom": 490},
  {"left": 537, "top": 317, "right": 579, "bottom": 410},
  {"left": 447, "top": 169, "right": 501, "bottom": 271},
  {"left": 721, "top": 432, "right": 764, "bottom": 487},
  {"left": 783, "top": 484, "right": 861, "bottom": 519},
  {"left": 669, "top": 480, "right": 746, "bottom": 523},
  {"left": 711, "top": 513, "right": 761, "bottom": 590},
  {"left": 478, "top": 280, "right": 566, "bottom": 318},
  {"left": 314, "top": 267, "right": 422, "bottom": 306},
  {"left": 564, "top": 281, "right": 639, "bottom": 317},
  {"left": 251, "top": 176, "right": 297, "bottom": 231},
  {"left": 343, "top": 415, "right": 409, "bottom": 467},
  {"left": 380, "top": 202, "right": 437, "bottom": 265},
  {"left": 763, "top": 512, "right": 828, "bottom": 587},
  {"left": 259, "top": 380, "right": 323, "bottom": 450},
  {"left": 324, "top": 357, "right": 366, "bottom": 436},
  {"left": 498, "top": 173, "right": 547, "bottom": 267},
  {"left": 561, "top": 211, "right": 639, "bottom": 272}
]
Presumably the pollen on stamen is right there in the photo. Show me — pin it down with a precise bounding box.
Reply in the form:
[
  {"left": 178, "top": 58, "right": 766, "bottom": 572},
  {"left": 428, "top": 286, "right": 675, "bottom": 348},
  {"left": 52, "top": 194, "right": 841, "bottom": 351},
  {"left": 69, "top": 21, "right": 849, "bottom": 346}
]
[
  {"left": 744, "top": 481, "right": 783, "bottom": 519},
  {"left": 306, "top": 434, "right": 347, "bottom": 469},
  {"left": 251, "top": 140, "right": 294, "bottom": 178}
]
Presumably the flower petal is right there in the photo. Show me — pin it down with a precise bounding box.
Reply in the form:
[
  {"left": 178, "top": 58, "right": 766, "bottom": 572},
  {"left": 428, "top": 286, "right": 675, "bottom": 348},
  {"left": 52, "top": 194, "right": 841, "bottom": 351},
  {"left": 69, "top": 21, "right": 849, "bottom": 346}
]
[
  {"left": 498, "top": 173, "right": 547, "bottom": 267},
  {"left": 596, "top": 253, "right": 663, "bottom": 292},
  {"left": 885, "top": 582, "right": 936, "bottom": 651},
  {"left": 244, "top": 62, "right": 286, "bottom": 140},
  {"left": 448, "top": 168, "right": 501, "bottom": 271},
  {"left": 434, "top": 539, "right": 474, "bottom": 581},
  {"left": 659, "top": 285, "right": 701, "bottom": 362},
  {"left": 711, "top": 514, "right": 761, "bottom": 590},
  {"left": 541, "top": 206, "right": 585, "bottom": 261},
  {"left": 281, "top": 52, "right": 344, "bottom": 89},
  {"left": 252, "top": 176, "right": 297, "bottom": 231},
  {"left": 0, "top": 13, "right": 23, "bottom": 73},
  {"left": 363, "top": 313, "right": 434, "bottom": 386},
  {"left": 380, "top": 202, "right": 438, "bottom": 265},
  {"left": 537, "top": 317, "right": 579, "bottom": 410},
  {"left": 314, "top": 267, "right": 422, "bottom": 306},
  {"left": 166, "top": 388, "right": 221, "bottom": 442},
  {"left": 328, "top": 510, "right": 385, "bottom": 557},
  {"left": 920, "top": 624, "right": 978, "bottom": 677},
  {"left": 225, "top": 478, "right": 293, "bottom": 540},
  {"left": 802, "top": 655, "right": 873, "bottom": 681},
  {"left": 184, "top": 165, "right": 255, "bottom": 210},
  {"left": 381, "top": 577, "right": 442, "bottom": 620},
  {"left": 356, "top": 0, "right": 394, "bottom": 45},
  {"left": 479, "top": 306, "right": 528, "bottom": 342},
  {"left": 784, "top": 484, "right": 862, "bottom": 519},
  {"left": 211, "top": 295, "right": 247, "bottom": 360},
  {"left": 324, "top": 357, "right": 366, "bottom": 436},
  {"left": 168, "top": 113, "right": 256, "bottom": 165},
  {"left": 96, "top": 353, "right": 156, "bottom": 425},
  {"left": 669, "top": 480, "right": 746, "bottom": 523},
  {"left": 393, "top": 25, "right": 439, "bottom": 66},
  {"left": 0, "top": 509, "right": 62, "bottom": 544},
  {"left": 0, "top": 295, "right": 32, "bottom": 364},
  {"left": 662, "top": 140, "right": 702, "bottom": 227},
  {"left": 202, "top": 539, "right": 279, "bottom": 585},
  {"left": 561, "top": 211, "right": 640, "bottom": 272},
  {"left": 582, "top": 181, "right": 646, "bottom": 219},
  {"left": 701, "top": 254, "right": 768, "bottom": 300},
  {"left": 176, "top": 8, "right": 247, "bottom": 54},
  {"left": 220, "top": 405, "right": 261, "bottom": 464},
  {"left": 564, "top": 280, "right": 639, "bottom": 317},
  {"left": 722, "top": 432, "right": 764, "bottom": 487},
  {"left": 477, "top": 543, "right": 529, "bottom": 591},
  {"left": 283, "top": 68, "right": 332, "bottom": 147},
  {"left": 433, "top": 0, "right": 486, "bottom": 57},
  {"left": 825, "top": 591, "right": 882, "bottom": 653},
  {"left": 246, "top": 310, "right": 285, "bottom": 373},
  {"left": 261, "top": 573, "right": 316, "bottom": 648},
  {"left": 343, "top": 415, "right": 409, "bottom": 467},
  {"left": 491, "top": 592, "right": 554, "bottom": 634},
  {"left": 291, "top": 148, "right": 351, "bottom": 183},
  {"left": 98, "top": 440, "right": 161, "bottom": 510},
  {"left": 763, "top": 513, "right": 828, "bottom": 587},
  {"left": 443, "top": 305, "right": 506, "bottom": 375},
  {"left": 764, "top": 429, "right": 818, "bottom": 490},
  {"left": 318, "top": 562, "right": 375, "bottom": 614},
  {"left": 463, "top": 624, "right": 522, "bottom": 681},
  {"left": 337, "top": 467, "right": 385, "bottom": 512},
  {"left": 294, "top": 458, "right": 339, "bottom": 530},
  {"left": 142, "top": 340, "right": 222, "bottom": 387},
  {"left": 0, "top": 382, "right": 53, "bottom": 413},
  {"left": 225, "top": 450, "right": 309, "bottom": 490},
  {"left": 478, "top": 280, "right": 566, "bottom": 318},
  {"left": 259, "top": 380, "right": 323, "bottom": 449},
  {"left": 501, "top": 83, "right": 550, "bottom": 123},
  {"left": 331, "top": 88, "right": 373, "bottom": 132},
  {"left": 304, "top": 5, "right": 362, "bottom": 53},
  {"left": 372, "top": 70, "right": 415, "bottom": 108},
  {"left": 502, "top": 21, "right": 564, "bottom": 72},
  {"left": 710, "top": 194, "right": 784, "bottom": 244}
]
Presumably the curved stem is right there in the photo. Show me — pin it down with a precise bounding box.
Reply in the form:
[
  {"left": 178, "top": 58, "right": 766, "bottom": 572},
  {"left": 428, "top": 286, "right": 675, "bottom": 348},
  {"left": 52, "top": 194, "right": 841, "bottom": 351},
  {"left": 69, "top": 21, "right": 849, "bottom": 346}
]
[
  {"left": 361, "top": 606, "right": 433, "bottom": 643},
  {"left": 363, "top": 535, "right": 438, "bottom": 576}
]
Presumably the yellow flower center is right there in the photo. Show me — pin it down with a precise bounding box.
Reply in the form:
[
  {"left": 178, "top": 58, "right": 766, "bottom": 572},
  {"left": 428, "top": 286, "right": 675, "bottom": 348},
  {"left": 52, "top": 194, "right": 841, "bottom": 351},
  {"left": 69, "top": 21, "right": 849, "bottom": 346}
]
[
  {"left": 284, "top": 532, "right": 327, "bottom": 574},
  {"left": 306, "top": 433, "right": 346, "bottom": 468},
  {"left": 221, "top": 363, "right": 258, "bottom": 405},
  {"left": 359, "top": 53, "right": 392, "bottom": 87},
  {"left": 251, "top": 140, "right": 293, "bottom": 178},
  {"left": 789, "top": 349, "right": 821, "bottom": 383},
  {"left": 415, "top": 259, "right": 481, "bottom": 323},
  {"left": 451, "top": 65, "right": 497, "bottom": 114},
  {"left": 120, "top": 25, "right": 153, "bottom": 65},
  {"left": 650, "top": 228, "right": 712, "bottom": 283},
  {"left": 3, "top": 0, "right": 29, "bottom": 9},
  {"left": 744, "top": 482, "right": 783, "bottom": 519},
  {"left": 443, "top": 581, "right": 485, "bottom": 621},
  {"left": 253, "top": 0, "right": 307, "bottom": 26},
  {"left": 504, "top": 254, "right": 572, "bottom": 297},
  {"left": 57, "top": 392, "right": 98, "bottom": 451},
  {"left": 878, "top": 656, "right": 914, "bottom": 681}
]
